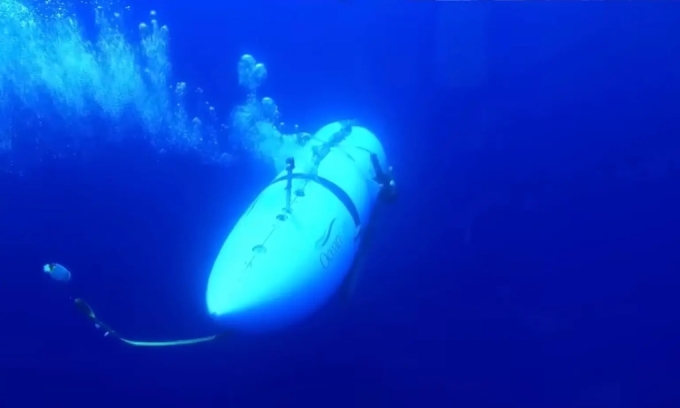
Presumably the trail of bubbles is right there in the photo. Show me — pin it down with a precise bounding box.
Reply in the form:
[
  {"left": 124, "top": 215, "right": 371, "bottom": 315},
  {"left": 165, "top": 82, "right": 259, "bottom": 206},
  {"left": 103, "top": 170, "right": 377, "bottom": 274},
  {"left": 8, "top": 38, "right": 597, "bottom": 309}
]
[
  {"left": 231, "top": 54, "right": 311, "bottom": 172},
  {"left": 0, "top": 0, "right": 309, "bottom": 172},
  {"left": 0, "top": 0, "right": 228, "bottom": 168}
]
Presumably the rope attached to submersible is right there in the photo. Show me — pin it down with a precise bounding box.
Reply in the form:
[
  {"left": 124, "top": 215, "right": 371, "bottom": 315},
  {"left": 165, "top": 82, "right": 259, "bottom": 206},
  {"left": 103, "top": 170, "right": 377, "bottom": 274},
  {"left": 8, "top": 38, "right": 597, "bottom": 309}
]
[{"left": 73, "top": 298, "right": 228, "bottom": 347}]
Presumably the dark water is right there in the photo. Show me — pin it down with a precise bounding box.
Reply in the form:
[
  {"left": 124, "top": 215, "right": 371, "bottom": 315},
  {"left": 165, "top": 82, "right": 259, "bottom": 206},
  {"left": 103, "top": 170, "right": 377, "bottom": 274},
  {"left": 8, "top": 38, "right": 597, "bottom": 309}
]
[{"left": 2, "top": 2, "right": 680, "bottom": 407}]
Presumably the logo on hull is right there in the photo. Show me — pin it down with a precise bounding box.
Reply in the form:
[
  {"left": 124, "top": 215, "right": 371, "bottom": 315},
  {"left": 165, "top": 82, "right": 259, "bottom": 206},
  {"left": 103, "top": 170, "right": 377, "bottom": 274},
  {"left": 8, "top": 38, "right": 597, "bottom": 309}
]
[{"left": 319, "top": 234, "right": 343, "bottom": 270}]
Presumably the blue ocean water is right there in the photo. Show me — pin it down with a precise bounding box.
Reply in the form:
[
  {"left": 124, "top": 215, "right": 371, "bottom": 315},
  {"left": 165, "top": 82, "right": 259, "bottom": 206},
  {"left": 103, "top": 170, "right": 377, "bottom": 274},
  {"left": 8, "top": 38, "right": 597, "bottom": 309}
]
[{"left": 1, "top": 1, "right": 680, "bottom": 406}]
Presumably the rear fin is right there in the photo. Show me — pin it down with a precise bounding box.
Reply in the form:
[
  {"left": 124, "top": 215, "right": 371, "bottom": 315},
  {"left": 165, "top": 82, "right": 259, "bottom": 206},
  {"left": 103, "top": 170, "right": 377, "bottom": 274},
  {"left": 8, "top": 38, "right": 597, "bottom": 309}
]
[
  {"left": 340, "top": 250, "right": 365, "bottom": 301},
  {"left": 340, "top": 207, "right": 380, "bottom": 301}
]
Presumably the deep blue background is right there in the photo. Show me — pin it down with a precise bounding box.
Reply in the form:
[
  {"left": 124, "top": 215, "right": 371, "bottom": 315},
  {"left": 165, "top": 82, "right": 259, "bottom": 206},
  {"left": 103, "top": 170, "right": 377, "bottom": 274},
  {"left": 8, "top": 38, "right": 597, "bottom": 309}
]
[{"left": 2, "top": 2, "right": 680, "bottom": 407}]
